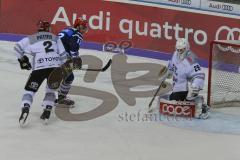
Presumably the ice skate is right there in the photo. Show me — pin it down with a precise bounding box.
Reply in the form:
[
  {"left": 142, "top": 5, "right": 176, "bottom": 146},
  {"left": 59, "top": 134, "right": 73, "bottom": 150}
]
[
  {"left": 55, "top": 95, "right": 75, "bottom": 107},
  {"left": 199, "top": 104, "right": 210, "bottom": 119},
  {"left": 40, "top": 105, "right": 52, "bottom": 124},
  {"left": 19, "top": 103, "right": 30, "bottom": 126}
]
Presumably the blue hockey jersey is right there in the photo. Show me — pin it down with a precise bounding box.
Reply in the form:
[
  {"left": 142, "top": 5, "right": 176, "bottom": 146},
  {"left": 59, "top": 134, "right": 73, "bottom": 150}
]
[{"left": 58, "top": 27, "right": 84, "bottom": 57}]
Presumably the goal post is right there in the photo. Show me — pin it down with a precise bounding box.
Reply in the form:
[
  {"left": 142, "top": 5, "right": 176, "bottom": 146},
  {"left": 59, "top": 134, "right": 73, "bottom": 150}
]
[{"left": 208, "top": 40, "right": 240, "bottom": 108}]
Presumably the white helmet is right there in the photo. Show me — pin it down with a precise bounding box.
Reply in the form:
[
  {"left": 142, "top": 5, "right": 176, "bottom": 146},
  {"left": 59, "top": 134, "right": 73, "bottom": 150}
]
[
  {"left": 176, "top": 38, "right": 190, "bottom": 50},
  {"left": 175, "top": 38, "right": 190, "bottom": 59}
]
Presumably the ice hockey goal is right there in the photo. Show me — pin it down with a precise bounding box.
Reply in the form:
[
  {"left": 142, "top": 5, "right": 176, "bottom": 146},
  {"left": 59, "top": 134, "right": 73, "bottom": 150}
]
[{"left": 208, "top": 40, "right": 240, "bottom": 108}]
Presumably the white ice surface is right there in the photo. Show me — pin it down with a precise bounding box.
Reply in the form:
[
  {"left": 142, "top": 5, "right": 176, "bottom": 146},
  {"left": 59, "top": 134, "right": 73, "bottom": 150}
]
[{"left": 0, "top": 41, "right": 240, "bottom": 160}]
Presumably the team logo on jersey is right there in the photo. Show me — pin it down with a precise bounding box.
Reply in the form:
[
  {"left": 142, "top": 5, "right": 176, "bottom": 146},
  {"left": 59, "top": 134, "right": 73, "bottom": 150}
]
[{"left": 29, "top": 82, "right": 39, "bottom": 90}]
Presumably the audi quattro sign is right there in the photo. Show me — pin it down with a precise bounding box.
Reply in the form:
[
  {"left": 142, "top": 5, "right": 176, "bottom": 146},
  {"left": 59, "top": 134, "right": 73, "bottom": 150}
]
[
  {"left": 0, "top": 0, "right": 239, "bottom": 60},
  {"left": 159, "top": 98, "right": 195, "bottom": 118}
]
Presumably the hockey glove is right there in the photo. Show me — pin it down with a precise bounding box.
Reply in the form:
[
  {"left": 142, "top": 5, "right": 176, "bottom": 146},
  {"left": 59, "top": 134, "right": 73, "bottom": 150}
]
[
  {"left": 18, "top": 55, "right": 32, "bottom": 70},
  {"left": 72, "top": 57, "right": 82, "bottom": 69},
  {"left": 62, "top": 57, "right": 82, "bottom": 73}
]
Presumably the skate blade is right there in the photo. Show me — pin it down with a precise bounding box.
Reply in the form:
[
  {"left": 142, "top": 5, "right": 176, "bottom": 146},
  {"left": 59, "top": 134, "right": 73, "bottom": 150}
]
[
  {"left": 55, "top": 103, "right": 75, "bottom": 108},
  {"left": 19, "top": 113, "right": 28, "bottom": 126},
  {"left": 199, "top": 113, "right": 210, "bottom": 119},
  {"left": 148, "top": 108, "right": 154, "bottom": 113},
  {"left": 148, "top": 106, "right": 157, "bottom": 113},
  {"left": 42, "top": 119, "right": 49, "bottom": 125}
]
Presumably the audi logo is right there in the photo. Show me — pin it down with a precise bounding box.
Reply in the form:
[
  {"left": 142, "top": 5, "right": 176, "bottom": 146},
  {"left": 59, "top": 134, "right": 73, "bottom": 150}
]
[
  {"left": 222, "top": 4, "right": 233, "bottom": 11},
  {"left": 215, "top": 26, "right": 240, "bottom": 41},
  {"left": 215, "top": 26, "right": 240, "bottom": 53},
  {"left": 103, "top": 40, "right": 132, "bottom": 53}
]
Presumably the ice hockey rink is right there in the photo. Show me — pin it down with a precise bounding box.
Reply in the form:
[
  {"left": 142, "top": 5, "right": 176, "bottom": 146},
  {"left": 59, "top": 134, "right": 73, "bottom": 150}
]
[{"left": 0, "top": 40, "right": 240, "bottom": 160}]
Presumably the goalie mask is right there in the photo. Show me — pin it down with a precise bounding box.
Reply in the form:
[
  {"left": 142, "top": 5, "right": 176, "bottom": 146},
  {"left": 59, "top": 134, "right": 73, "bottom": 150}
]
[
  {"left": 37, "top": 20, "right": 51, "bottom": 32},
  {"left": 175, "top": 38, "right": 190, "bottom": 60},
  {"left": 74, "top": 18, "right": 89, "bottom": 33}
]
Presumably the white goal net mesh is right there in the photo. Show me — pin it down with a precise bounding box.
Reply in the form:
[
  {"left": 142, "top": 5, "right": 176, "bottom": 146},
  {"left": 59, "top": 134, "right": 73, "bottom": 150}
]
[{"left": 208, "top": 40, "right": 240, "bottom": 108}]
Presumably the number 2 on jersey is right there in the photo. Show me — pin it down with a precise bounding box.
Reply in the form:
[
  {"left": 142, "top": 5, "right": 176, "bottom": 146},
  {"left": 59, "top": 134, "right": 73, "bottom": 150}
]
[{"left": 43, "top": 41, "right": 54, "bottom": 53}]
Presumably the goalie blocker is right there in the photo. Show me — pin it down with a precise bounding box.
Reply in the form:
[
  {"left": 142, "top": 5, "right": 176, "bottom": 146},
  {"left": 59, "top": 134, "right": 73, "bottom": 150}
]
[{"left": 159, "top": 97, "right": 210, "bottom": 119}]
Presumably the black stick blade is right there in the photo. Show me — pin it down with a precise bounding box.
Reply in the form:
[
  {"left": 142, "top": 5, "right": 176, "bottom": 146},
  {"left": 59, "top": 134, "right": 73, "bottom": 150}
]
[{"left": 101, "top": 59, "right": 112, "bottom": 71}]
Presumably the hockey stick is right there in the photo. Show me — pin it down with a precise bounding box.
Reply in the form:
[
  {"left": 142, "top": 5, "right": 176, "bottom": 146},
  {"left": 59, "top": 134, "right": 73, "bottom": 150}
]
[
  {"left": 148, "top": 80, "right": 166, "bottom": 111},
  {"left": 148, "top": 66, "right": 168, "bottom": 111},
  {"left": 47, "top": 59, "right": 112, "bottom": 89},
  {"left": 80, "top": 59, "right": 112, "bottom": 72}
]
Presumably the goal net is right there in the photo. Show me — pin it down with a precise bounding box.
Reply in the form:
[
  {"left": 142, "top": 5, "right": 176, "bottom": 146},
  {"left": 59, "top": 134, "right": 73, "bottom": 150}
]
[{"left": 208, "top": 40, "right": 240, "bottom": 108}]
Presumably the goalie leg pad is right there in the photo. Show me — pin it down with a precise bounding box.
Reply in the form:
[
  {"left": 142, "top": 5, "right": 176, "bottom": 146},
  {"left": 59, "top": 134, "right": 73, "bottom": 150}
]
[
  {"left": 159, "top": 98, "right": 195, "bottom": 118},
  {"left": 186, "top": 96, "right": 210, "bottom": 119}
]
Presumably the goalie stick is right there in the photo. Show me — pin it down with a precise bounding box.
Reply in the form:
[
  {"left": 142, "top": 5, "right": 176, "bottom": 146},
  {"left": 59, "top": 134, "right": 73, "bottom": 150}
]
[{"left": 148, "top": 66, "right": 168, "bottom": 112}]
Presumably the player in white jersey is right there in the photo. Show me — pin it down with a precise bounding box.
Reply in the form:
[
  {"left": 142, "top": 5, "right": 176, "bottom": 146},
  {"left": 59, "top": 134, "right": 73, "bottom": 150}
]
[
  {"left": 165, "top": 38, "right": 209, "bottom": 118},
  {"left": 168, "top": 38, "right": 205, "bottom": 100},
  {"left": 14, "top": 20, "right": 67, "bottom": 125}
]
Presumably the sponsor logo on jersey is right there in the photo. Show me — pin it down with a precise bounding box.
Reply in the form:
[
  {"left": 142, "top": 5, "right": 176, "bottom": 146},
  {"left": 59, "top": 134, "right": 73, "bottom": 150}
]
[
  {"left": 37, "top": 56, "right": 60, "bottom": 63},
  {"left": 44, "top": 56, "right": 60, "bottom": 62},
  {"left": 37, "top": 58, "right": 44, "bottom": 64}
]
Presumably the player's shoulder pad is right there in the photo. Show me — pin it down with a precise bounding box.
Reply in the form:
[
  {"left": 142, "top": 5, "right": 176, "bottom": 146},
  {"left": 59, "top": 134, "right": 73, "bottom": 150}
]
[
  {"left": 60, "top": 27, "right": 75, "bottom": 37},
  {"left": 185, "top": 50, "right": 198, "bottom": 65},
  {"left": 18, "top": 36, "right": 31, "bottom": 45}
]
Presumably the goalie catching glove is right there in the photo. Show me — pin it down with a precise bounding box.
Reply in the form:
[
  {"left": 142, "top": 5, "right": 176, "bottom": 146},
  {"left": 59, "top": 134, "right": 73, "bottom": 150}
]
[{"left": 18, "top": 55, "right": 32, "bottom": 70}]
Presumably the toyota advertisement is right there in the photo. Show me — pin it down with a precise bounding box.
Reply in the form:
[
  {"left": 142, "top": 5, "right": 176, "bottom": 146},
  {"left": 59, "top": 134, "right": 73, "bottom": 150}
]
[{"left": 0, "top": 0, "right": 239, "bottom": 61}]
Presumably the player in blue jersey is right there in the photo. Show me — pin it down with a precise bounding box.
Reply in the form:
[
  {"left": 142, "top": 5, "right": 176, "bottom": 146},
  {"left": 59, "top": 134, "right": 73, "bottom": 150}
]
[{"left": 55, "top": 18, "right": 88, "bottom": 106}]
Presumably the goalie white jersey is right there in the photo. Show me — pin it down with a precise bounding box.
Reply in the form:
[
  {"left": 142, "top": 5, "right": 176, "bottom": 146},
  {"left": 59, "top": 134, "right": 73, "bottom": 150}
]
[
  {"left": 168, "top": 50, "right": 205, "bottom": 92},
  {"left": 14, "top": 32, "right": 66, "bottom": 71}
]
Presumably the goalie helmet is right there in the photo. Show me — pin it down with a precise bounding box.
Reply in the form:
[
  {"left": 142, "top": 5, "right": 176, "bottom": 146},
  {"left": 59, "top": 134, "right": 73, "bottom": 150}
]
[
  {"left": 37, "top": 20, "right": 51, "bottom": 32},
  {"left": 73, "top": 18, "right": 88, "bottom": 33},
  {"left": 175, "top": 38, "right": 190, "bottom": 60}
]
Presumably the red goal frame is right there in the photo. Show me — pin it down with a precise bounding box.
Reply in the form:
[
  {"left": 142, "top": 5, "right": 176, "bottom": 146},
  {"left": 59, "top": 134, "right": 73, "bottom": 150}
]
[{"left": 207, "top": 40, "right": 240, "bottom": 107}]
